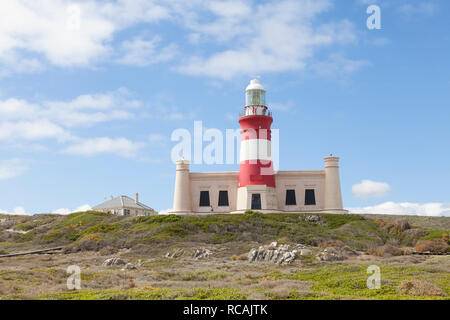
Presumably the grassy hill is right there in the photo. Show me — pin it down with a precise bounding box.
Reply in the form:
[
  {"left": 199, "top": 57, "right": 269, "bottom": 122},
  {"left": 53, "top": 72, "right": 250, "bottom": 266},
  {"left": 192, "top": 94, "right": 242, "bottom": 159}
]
[
  {"left": 0, "top": 211, "right": 448, "bottom": 300},
  {"left": 1, "top": 211, "right": 447, "bottom": 255}
]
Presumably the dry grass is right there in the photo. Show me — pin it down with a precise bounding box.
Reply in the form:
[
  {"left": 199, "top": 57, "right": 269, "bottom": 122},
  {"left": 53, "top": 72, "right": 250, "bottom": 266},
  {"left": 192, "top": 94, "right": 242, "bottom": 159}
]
[
  {"left": 230, "top": 254, "right": 248, "bottom": 261},
  {"left": 367, "top": 245, "right": 404, "bottom": 257},
  {"left": 415, "top": 240, "right": 449, "bottom": 253},
  {"left": 318, "top": 240, "right": 344, "bottom": 248},
  {"left": 397, "top": 280, "right": 447, "bottom": 297}
]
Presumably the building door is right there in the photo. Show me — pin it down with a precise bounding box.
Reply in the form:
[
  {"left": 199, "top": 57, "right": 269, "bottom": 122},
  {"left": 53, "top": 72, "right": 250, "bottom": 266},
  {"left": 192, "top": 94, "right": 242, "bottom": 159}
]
[{"left": 251, "top": 194, "right": 262, "bottom": 210}]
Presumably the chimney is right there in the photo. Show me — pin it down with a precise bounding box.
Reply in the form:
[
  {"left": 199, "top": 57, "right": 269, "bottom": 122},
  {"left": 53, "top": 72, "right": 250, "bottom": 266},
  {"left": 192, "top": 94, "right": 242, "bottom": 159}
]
[{"left": 135, "top": 192, "right": 139, "bottom": 204}]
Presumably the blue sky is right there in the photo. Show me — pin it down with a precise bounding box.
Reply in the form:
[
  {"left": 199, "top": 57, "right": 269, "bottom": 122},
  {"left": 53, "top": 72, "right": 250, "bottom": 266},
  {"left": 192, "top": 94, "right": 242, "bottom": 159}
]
[{"left": 0, "top": 0, "right": 449, "bottom": 216}]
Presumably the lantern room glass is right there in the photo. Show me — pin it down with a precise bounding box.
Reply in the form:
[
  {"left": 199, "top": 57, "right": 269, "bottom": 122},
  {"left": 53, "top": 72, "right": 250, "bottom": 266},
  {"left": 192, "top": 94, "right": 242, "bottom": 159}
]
[{"left": 246, "top": 89, "right": 266, "bottom": 106}]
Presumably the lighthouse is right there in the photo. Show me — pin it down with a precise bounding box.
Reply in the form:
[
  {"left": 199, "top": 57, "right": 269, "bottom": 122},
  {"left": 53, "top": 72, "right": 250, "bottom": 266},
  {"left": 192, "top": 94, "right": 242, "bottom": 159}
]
[
  {"left": 170, "top": 78, "right": 347, "bottom": 215},
  {"left": 236, "top": 79, "right": 278, "bottom": 212}
]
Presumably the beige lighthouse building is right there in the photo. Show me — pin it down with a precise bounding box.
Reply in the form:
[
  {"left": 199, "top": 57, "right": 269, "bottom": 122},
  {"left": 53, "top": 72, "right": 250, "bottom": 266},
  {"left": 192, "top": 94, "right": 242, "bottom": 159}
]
[{"left": 171, "top": 79, "right": 347, "bottom": 215}]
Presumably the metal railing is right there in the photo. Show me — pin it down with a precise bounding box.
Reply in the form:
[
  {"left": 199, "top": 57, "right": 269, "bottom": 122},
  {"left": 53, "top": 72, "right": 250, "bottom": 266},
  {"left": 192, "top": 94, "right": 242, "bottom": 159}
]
[{"left": 239, "top": 107, "right": 272, "bottom": 118}]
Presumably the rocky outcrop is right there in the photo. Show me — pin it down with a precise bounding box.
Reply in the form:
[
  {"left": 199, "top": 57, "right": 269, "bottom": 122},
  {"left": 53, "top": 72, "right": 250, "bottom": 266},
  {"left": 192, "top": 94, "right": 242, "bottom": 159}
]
[
  {"left": 248, "top": 242, "right": 298, "bottom": 265},
  {"left": 299, "top": 215, "right": 323, "bottom": 223},
  {"left": 165, "top": 248, "right": 184, "bottom": 259},
  {"left": 193, "top": 248, "right": 213, "bottom": 260},
  {"left": 122, "top": 263, "right": 136, "bottom": 270},
  {"left": 316, "top": 246, "right": 359, "bottom": 262},
  {"left": 102, "top": 257, "right": 126, "bottom": 267},
  {"left": 299, "top": 249, "right": 312, "bottom": 256}
]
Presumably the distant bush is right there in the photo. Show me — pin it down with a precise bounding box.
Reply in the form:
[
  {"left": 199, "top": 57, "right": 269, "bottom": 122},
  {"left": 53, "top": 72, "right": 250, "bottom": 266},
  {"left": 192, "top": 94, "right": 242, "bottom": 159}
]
[
  {"left": 415, "top": 240, "right": 449, "bottom": 253},
  {"left": 243, "top": 210, "right": 264, "bottom": 219},
  {"left": 397, "top": 280, "right": 447, "bottom": 297},
  {"left": 318, "top": 240, "right": 344, "bottom": 248},
  {"left": 395, "top": 219, "right": 411, "bottom": 231},
  {"left": 443, "top": 233, "right": 450, "bottom": 244},
  {"left": 367, "top": 245, "right": 403, "bottom": 257},
  {"left": 230, "top": 254, "right": 248, "bottom": 261},
  {"left": 374, "top": 219, "right": 407, "bottom": 236},
  {"left": 276, "top": 237, "right": 290, "bottom": 245}
]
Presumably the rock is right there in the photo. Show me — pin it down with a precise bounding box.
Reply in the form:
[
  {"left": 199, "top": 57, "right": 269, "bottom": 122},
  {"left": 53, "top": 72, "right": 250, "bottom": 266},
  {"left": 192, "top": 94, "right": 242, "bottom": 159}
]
[
  {"left": 299, "top": 215, "right": 322, "bottom": 223},
  {"left": 135, "top": 259, "right": 145, "bottom": 267},
  {"left": 316, "top": 246, "right": 359, "bottom": 262},
  {"left": 248, "top": 248, "right": 257, "bottom": 262},
  {"left": 102, "top": 257, "right": 126, "bottom": 267},
  {"left": 300, "top": 249, "right": 312, "bottom": 256},
  {"left": 193, "top": 248, "right": 213, "bottom": 260},
  {"left": 247, "top": 242, "right": 298, "bottom": 265},
  {"left": 165, "top": 248, "right": 184, "bottom": 259},
  {"left": 122, "top": 263, "right": 136, "bottom": 270}
]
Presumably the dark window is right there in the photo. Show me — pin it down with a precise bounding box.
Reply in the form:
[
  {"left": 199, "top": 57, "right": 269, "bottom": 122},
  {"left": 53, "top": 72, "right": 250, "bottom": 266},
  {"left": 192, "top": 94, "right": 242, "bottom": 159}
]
[
  {"left": 251, "top": 194, "right": 262, "bottom": 210},
  {"left": 305, "top": 189, "right": 316, "bottom": 206},
  {"left": 124, "top": 209, "right": 131, "bottom": 215},
  {"left": 218, "top": 190, "right": 229, "bottom": 206},
  {"left": 285, "top": 189, "right": 297, "bottom": 206},
  {"left": 199, "top": 191, "right": 210, "bottom": 207}
]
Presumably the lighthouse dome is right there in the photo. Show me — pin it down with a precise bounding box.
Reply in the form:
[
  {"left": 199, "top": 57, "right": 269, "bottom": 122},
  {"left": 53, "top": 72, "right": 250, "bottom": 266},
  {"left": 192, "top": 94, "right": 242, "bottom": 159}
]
[
  {"left": 245, "top": 79, "right": 266, "bottom": 107},
  {"left": 246, "top": 79, "right": 266, "bottom": 92}
]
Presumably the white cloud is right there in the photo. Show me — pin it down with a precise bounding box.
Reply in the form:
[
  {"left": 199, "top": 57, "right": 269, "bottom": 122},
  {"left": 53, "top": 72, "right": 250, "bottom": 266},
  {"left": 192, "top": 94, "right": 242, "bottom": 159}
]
[
  {"left": 158, "top": 208, "right": 173, "bottom": 215},
  {"left": 177, "top": 0, "right": 360, "bottom": 79},
  {"left": 0, "top": 88, "right": 141, "bottom": 145},
  {"left": 62, "top": 137, "right": 145, "bottom": 157},
  {"left": 0, "top": 98, "right": 40, "bottom": 119},
  {"left": 349, "top": 202, "right": 450, "bottom": 217},
  {"left": 0, "top": 0, "right": 172, "bottom": 73},
  {"left": 53, "top": 204, "right": 92, "bottom": 215},
  {"left": 0, "top": 1, "right": 365, "bottom": 79},
  {"left": 42, "top": 88, "right": 142, "bottom": 127},
  {"left": 117, "top": 36, "right": 177, "bottom": 67},
  {"left": 0, "top": 120, "right": 73, "bottom": 142},
  {"left": 312, "top": 53, "right": 370, "bottom": 78},
  {"left": 0, "top": 206, "right": 30, "bottom": 215},
  {"left": 352, "top": 179, "right": 391, "bottom": 198},
  {"left": 0, "top": 159, "right": 28, "bottom": 180}
]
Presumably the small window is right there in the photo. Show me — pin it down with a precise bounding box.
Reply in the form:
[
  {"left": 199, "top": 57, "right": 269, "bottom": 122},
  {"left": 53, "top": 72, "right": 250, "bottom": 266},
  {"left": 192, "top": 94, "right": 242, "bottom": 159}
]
[
  {"left": 124, "top": 209, "right": 131, "bottom": 215},
  {"left": 218, "top": 190, "right": 229, "bottom": 206},
  {"left": 199, "top": 191, "right": 210, "bottom": 207},
  {"left": 285, "top": 189, "right": 297, "bottom": 206},
  {"left": 305, "top": 189, "right": 316, "bottom": 206}
]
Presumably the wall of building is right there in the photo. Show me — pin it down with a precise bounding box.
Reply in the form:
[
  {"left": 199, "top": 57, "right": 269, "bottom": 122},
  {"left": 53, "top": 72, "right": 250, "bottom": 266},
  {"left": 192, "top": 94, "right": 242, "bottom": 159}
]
[
  {"left": 190, "top": 172, "right": 239, "bottom": 213},
  {"left": 96, "top": 208, "right": 155, "bottom": 216},
  {"left": 186, "top": 170, "right": 326, "bottom": 213},
  {"left": 275, "top": 170, "right": 325, "bottom": 212}
]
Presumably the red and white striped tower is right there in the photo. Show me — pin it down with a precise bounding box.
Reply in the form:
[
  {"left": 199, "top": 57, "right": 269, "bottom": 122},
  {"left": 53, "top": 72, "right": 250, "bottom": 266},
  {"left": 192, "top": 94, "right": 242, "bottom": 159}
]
[{"left": 236, "top": 79, "right": 278, "bottom": 211}]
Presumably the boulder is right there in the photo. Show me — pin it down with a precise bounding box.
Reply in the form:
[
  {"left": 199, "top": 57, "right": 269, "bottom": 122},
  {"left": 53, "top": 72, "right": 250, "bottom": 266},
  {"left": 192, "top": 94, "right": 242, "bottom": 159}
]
[
  {"left": 300, "top": 249, "right": 312, "bottom": 256},
  {"left": 121, "top": 263, "right": 137, "bottom": 271},
  {"left": 299, "top": 215, "right": 322, "bottom": 223},
  {"left": 102, "top": 257, "right": 126, "bottom": 267},
  {"left": 165, "top": 248, "right": 184, "bottom": 259},
  {"left": 247, "top": 242, "right": 298, "bottom": 265},
  {"left": 193, "top": 248, "right": 213, "bottom": 260}
]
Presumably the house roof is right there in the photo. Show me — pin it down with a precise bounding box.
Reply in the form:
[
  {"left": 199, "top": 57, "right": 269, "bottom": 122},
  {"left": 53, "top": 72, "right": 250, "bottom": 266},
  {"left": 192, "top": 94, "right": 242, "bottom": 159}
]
[{"left": 93, "top": 195, "right": 155, "bottom": 211}]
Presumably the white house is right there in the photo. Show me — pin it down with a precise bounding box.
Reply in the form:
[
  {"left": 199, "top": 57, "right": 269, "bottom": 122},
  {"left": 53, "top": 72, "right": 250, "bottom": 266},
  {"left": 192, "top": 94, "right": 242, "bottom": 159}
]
[{"left": 93, "top": 193, "right": 157, "bottom": 216}]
